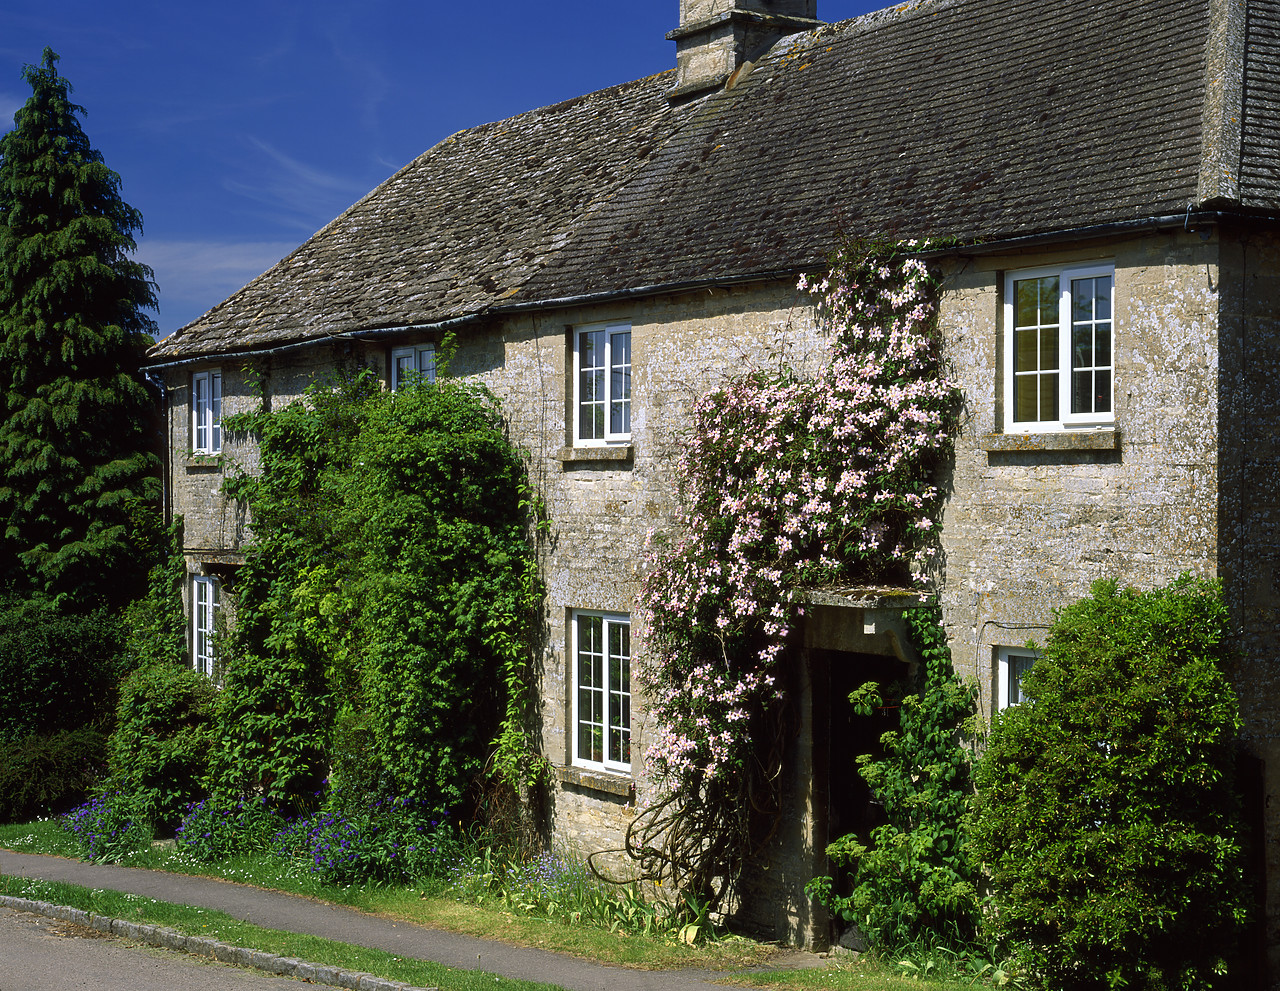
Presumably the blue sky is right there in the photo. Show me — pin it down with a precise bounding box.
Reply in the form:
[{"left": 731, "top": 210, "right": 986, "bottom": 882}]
[{"left": 0, "top": 1, "right": 882, "bottom": 337}]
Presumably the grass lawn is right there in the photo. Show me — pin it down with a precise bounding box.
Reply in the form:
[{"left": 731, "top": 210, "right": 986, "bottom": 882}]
[{"left": 0, "top": 819, "right": 985, "bottom": 991}]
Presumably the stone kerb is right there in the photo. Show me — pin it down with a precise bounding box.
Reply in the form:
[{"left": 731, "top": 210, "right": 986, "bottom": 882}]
[{"left": 0, "top": 894, "right": 438, "bottom": 991}]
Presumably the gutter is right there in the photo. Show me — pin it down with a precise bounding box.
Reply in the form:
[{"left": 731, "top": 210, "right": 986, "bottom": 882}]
[{"left": 144, "top": 208, "right": 1280, "bottom": 370}]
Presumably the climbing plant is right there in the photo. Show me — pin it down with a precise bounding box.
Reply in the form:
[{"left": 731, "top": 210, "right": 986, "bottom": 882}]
[
  {"left": 213, "top": 370, "right": 542, "bottom": 816},
  {"left": 630, "top": 239, "right": 960, "bottom": 907},
  {"left": 806, "top": 606, "right": 980, "bottom": 954}
]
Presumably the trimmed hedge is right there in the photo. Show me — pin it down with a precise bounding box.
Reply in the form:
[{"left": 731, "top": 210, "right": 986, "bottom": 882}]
[
  {"left": 0, "top": 597, "right": 127, "bottom": 742},
  {"left": 107, "top": 662, "right": 216, "bottom": 833},
  {"left": 0, "top": 727, "right": 107, "bottom": 822}
]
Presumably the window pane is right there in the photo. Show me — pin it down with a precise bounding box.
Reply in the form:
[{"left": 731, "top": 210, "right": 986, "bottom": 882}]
[
  {"left": 1096, "top": 323, "right": 1111, "bottom": 366},
  {"left": 1038, "top": 277, "right": 1059, "bottom": 325},
  {"left": 1015, "top": 279, "right": 1039, "bottom": 328},
  {"left": 395, "top": 355, "right": 413, "bottom": 389},
  {"left": 1095, "top": 370, "right": 1111, "bottom": 413},
  {"left": 1014, "top": 328, "right": 1038, "bottom": 373},
  {"left": 1014, "top": 376, "right": 1038, "bottom": 422},
  {"left": 609, "top": 331, "right": 631, "bottom": 436},
  {"left": 1073, "top": 370, "right": 1093, "bottom": 416},
  {"left": 1040, "top": 325, "right": 1058, "bottom": 371},
  {"left": 210, "top": 374, "right": 222, "bottom": 453},
  {"left": 1039, "top": 373, "right": 1058, "bottom": 421},
  {"left": 419, "top": 349, "right": 436, "bottom": 383},
  {"left": 1073, "top": 325, "right": 1093, "bottom": 368},
  {"left": 1009, "top": 654, "right": 1035, "bottom": 705}
]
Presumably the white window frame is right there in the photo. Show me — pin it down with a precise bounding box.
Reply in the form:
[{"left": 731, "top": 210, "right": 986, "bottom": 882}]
[
  {"left": 192, "top": 575, "right": 219, "bottom": 677},
  {"left": 192, "top": 369, "right": 222, "bottom": 454},
  {"left": 571, "top": 610, "right": 632, "bottom": 773},
  {"left": 996, "top": 646, "right": 1038, "bottom": 710},
  {"left": 390, "top": 344, "right": 436, "bottom": 389},
  {"left": 1003, "top": 263, "right": 1115, "bottom": 433},
  {"left": 572, "top": 323, "right": 631, "bottom": 446}
]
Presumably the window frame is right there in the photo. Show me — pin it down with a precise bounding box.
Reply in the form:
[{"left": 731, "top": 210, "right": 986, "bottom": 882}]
[
  {"left": 570, "top": 610, "right": 632, "bottom": 773},
  {"left": 192, "top": 575, "right": 219, "bottom": 677},
  {"left": 192, "top": 369, "right": 222, "bottom": 454},
  {"left": 996, "top": 646, "right": 1038, "bottom": 710},
  {"left": 1003, "top": 263, "right": 1115, "bottom": 433},
  {"left": 572, "top": 323, "right": 632, "bottom": 447},
  {"left": 390, "top": 344, "right": 436, "bottom": 390}
]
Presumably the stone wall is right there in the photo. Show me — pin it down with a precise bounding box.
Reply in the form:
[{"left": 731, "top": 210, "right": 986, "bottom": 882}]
[{"left": 936, "top": 230, "right": 1221, "bottom": 711}]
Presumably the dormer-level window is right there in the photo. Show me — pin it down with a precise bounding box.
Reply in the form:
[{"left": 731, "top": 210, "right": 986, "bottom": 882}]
[
  {"left": 573, "top": 324, "right": 631, "bottom": 445},
  {"left": 391, "top": 345, "right": 436, "bottom": 390},
  {"left": 1004, "top": 264, "right": 1114, "bottom": 432},
  {"left": 192, "top": 370, "right": 222, "bottom": 454}
]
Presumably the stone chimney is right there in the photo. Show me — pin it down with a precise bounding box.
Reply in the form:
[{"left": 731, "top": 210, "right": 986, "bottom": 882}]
[{"left": 667, "top": 0, "right": 821, "bottom": 103}]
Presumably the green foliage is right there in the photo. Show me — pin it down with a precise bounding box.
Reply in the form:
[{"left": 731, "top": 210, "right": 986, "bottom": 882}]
[
  {"left": 61, "top": 790, "right": 151, "bottom": 862},
  {"left": 107, "top": 661, "right": 216, "bottom": 832},
  {"left": 807, "top": 606, "right": 980, "bottom": 954},
  {"left": 971, "top": 576, "right": 1248, "bottom": 990},
  {"left": 121, "top": 517, "right": 188, "bottom": 668},
  {"left": 175, "top": 796, "right": 286, "bottom": 861},
  {"left": 0, "top": 48, "right": 160, "bottom": 608},
  {"left": 273, "top": 797, "right": 465, "bottom": 886},
  {"left": 0, "top": 726, "right": 107, "bottom": 823},
  {"left": 215, "top": 371, "right": 541, "bottom": 817},
  {"left": 0, "top": 595, "right": 127, "bottom": 741}
]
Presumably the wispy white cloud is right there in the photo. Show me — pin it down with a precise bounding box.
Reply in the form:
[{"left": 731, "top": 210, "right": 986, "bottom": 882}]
[
  {"left": 134, "top": 238, "right": 299, "bottom": 334},
  {"left": 223, "top": 136, "right": 368, "bottom": 234}
]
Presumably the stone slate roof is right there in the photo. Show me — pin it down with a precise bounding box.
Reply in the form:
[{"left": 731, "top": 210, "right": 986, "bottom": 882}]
[{"left": 151, "top": 0, "right": 1272, "bottom": 362}]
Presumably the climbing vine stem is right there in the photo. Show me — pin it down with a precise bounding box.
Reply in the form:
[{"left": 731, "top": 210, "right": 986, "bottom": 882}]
[{"left": 629, "top": 238, "right": 960, "bottom": 907}]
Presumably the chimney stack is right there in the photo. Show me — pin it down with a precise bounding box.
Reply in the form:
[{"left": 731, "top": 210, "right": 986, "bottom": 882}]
[{"left": 667, "top": 1, "right": 820, "bottom": 103}]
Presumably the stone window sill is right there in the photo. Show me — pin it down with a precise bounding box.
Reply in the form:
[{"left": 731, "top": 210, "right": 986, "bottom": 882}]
[
  {"left": 980, "top": 429, "right": 1118, "bottom": 453},
  {"left": 556, "top": 445, "right": 633, "bottom": 468},
  {"left": 556, "top": 765, "right": 634, "bottom": 799},
  {"left": 184, "top": 454, "right": 224, "bottom": 470}
]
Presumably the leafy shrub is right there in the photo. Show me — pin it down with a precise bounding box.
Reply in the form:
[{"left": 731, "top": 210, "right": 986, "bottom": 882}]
[
  {"left": 272, "top": 796, "right": 462, "bottom": 885},
  {"left": 107, "top": 662, "right": 216, "bottom": 832},
  {"left": 61, "top": 791, "right": 151, "bottom": 862},
  {"left": 217, "top": 373, "right": 540, "bottom": 817},
  {"left": 0, "top": 727, "right": 107, "bottom": 822},
  {"left": 175, "top": 796, "right": 286, "bottom": 861},
  {"left": 807, "top": 606, "right": 980, "bottom": 954},
  {"left": 0, "top": 596, "right": 127, "bottom": 742},
  {"left": 971, "top": 576, "right": 1248, "bottom": 990}
]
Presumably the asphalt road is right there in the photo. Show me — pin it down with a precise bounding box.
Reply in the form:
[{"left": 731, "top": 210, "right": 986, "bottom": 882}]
[{"left": 0, "top": 905, "right": 347, "bottom": 991}]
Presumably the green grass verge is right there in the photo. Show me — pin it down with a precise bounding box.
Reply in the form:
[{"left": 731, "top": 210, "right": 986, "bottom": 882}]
[
  {"left": 0, "top": 872, "right": 565, "bottom": 991},
  {"left": 0, "top": 820, "right": 983, "bottom": 990}
]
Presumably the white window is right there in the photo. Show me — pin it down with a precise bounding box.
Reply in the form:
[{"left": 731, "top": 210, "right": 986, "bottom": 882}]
[
  {"left": 192, "top": 576, "right": 219, "bottom": 677},
  {"left": 192, "top": 370, "right": 222, "bottom": 454},
  {"left": 996, "top": 647, "right": 1037, "bottom": 710},
  {"left": 573, "top": 324, "right": 631, "bottom": 445},
  {"left": 391, "top": 345, "right": 436, "bottom": 389},
  {"left": 1004, "top": 264, "right": 1114, "bottom": 432},
  {"left": 572, "top": 611, "right": 631, "bottom": 772}
]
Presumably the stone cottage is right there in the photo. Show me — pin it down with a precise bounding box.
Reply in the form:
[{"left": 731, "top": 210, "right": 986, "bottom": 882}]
[{"left": 146, "top": 0, "right": 1280, "bottom": 973}]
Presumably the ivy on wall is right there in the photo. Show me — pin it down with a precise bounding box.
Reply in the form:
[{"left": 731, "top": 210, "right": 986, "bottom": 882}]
[
  {"left": 215, "top": 370, "right": 542, "bottom": 816},
  {"left": 630, "top": 240, "right": 961, "bottom": 906}
]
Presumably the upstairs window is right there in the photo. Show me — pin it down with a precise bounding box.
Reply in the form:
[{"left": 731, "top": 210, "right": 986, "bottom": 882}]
[
  {"left": 192, "top": 575, "right": 219, "bottom": 677},
  {"left": 573, "top": 324, "right": 631, "bottom": 445},
  {"left": 391, "top": 344, "right": 436, "bottom": 389},
  {"left": 1004, "top": 264, "right": 1114, "bottom": 432},
  {"left": 996, "top": 647, "right": 1037, "bottom": 710},
  {"left": 572, "top": 611, "right": 631, "bottom": 772},
  {"left": 192, "top": 369, "right": 222, "bottom": 454}
]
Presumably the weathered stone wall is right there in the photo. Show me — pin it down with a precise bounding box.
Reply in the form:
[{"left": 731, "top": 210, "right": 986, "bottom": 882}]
[{"left": 936, "top": 231, "right": 1221, "bottom": 710}]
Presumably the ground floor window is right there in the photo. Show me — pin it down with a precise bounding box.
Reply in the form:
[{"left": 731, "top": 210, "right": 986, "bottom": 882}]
[
  {"left": 996, "top": 646, "right": 1037, "bottom": 710},
  {"left": 192, "top": 575, "right": 219, "bottom": 677},
  {"left": 572, "top": 611, "right": 631, "bottom": 772}
]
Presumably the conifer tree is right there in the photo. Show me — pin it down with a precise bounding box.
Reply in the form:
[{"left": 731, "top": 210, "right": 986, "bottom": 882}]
[{"left": 0, "top": 48, "right": 160, "bottom": 609}]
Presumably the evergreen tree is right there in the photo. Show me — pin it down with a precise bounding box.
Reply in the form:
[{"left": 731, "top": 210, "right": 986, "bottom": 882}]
[{"left": 0, "top": 48, "right": 160, "bottom": 608}]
